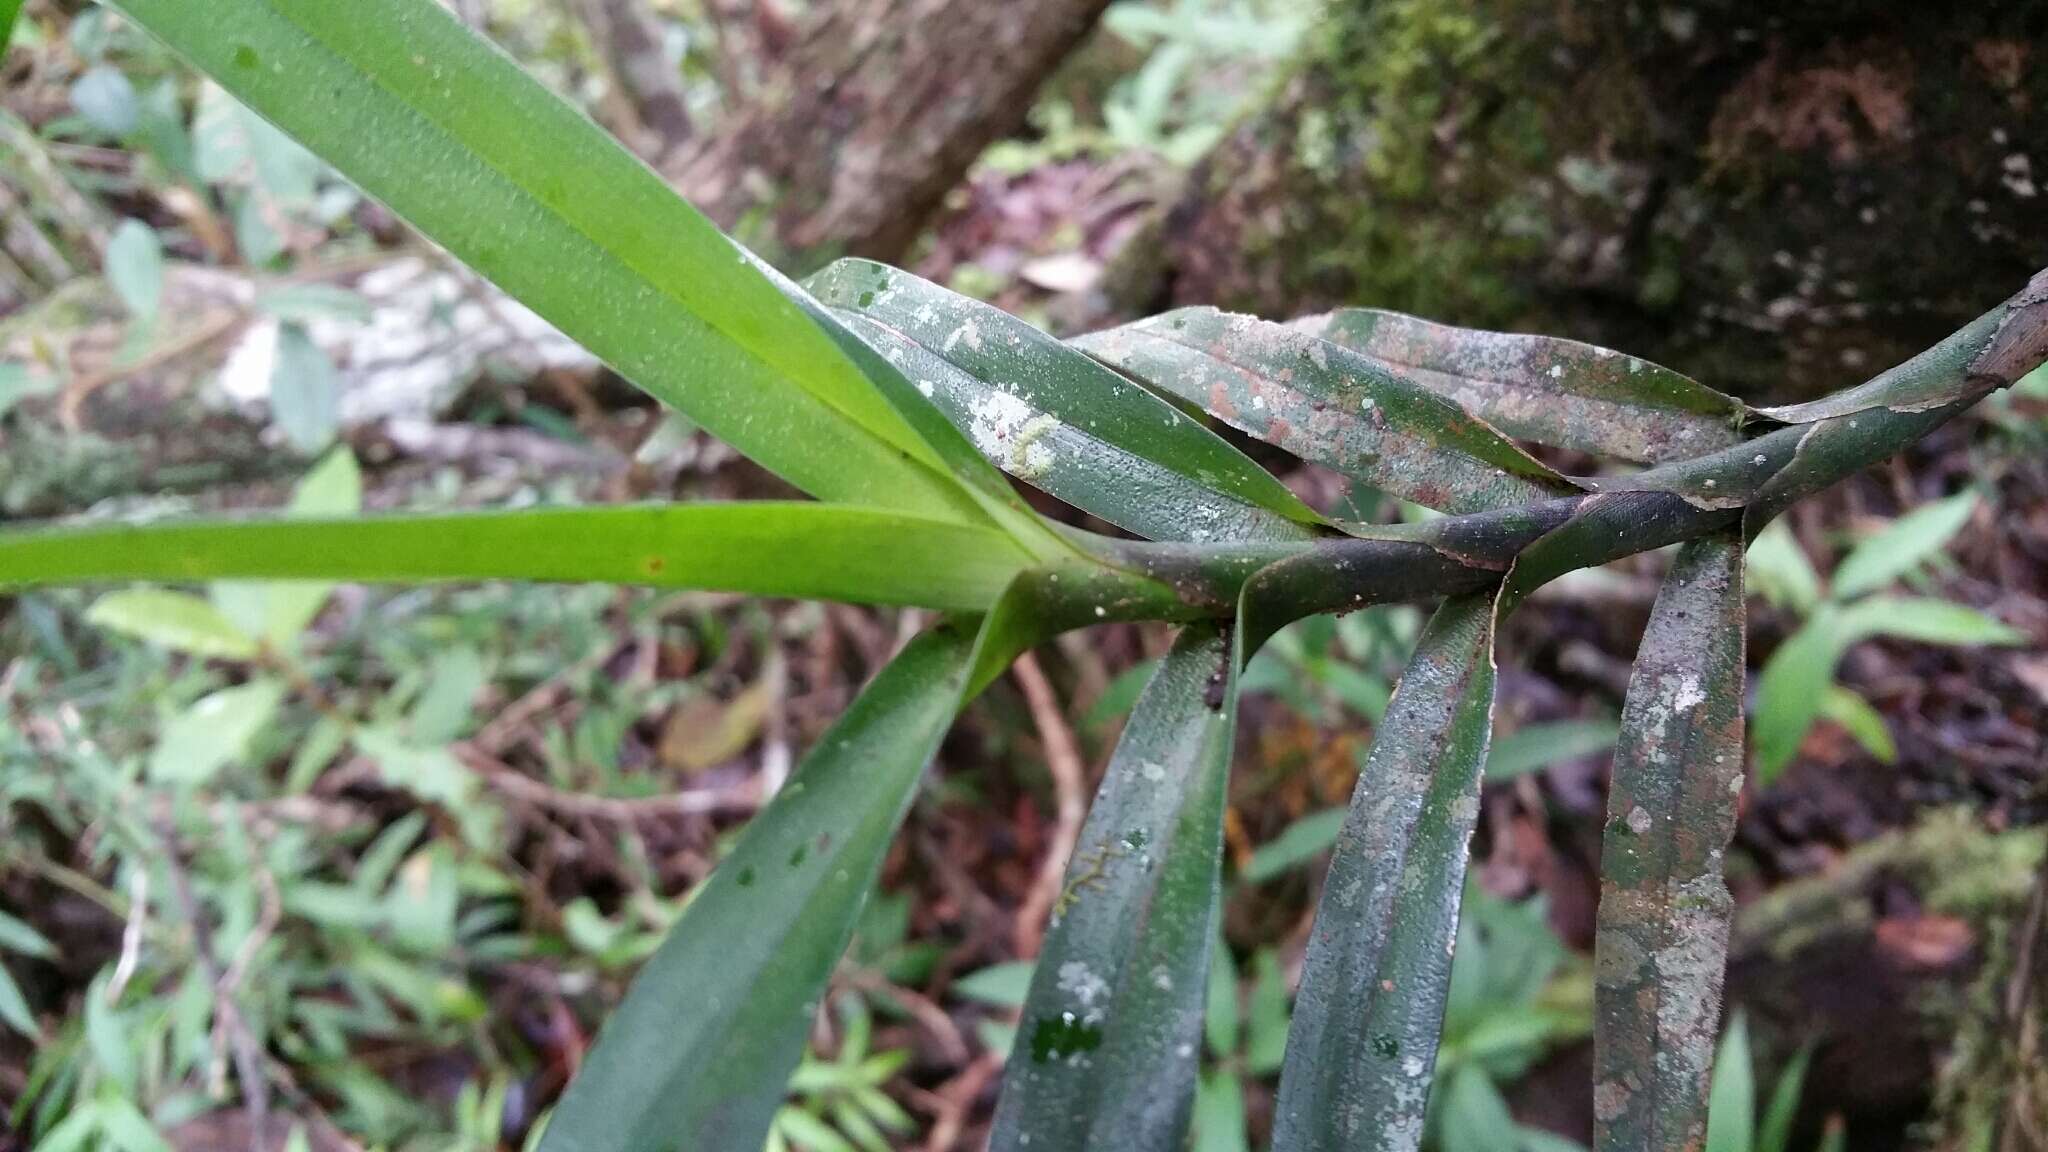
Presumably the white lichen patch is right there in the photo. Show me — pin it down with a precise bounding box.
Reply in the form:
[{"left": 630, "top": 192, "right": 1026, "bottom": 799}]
[
  {"left": 966, "top": 391, "right": 1055, "bottom": 478},
  {"left": 1669, "top": 673, "right": 1706, "bottom": 713},
  {"left": 1058, "top": 960, "right": 1111, "bottom": 1023},
  {"left": 1627, "top": 806, "right": 1653, "bottom": 835},
  {"left": 942, "top": 318, "right": 983, "bottom": 353},
  {"left": 1140, "top": 760, "right": 1168, "bottom": 783}
]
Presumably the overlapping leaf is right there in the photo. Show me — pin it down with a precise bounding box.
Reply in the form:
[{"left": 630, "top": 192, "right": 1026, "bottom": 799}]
[
  {"left": 991, "top": 624, "right": 1240, "bottom": 1152},
  {"left": 111, "top": 0, "right": 1001, "bottom": 531},
  {"left": 1593, "top": 533, "right": 1747, "bottom": 1152},
  {"left": 1075, "top": 309, "right": 1575, "bottom": 514},
  {"left": 810, "top": 260, "right": 1322, "bottom": 543},
  {"left": 0, "top": 503, "right": 1034, "bottom": 612},
  {"left": 539, "top": 618, "right": 987, "bottom": 1152},
  {"left": 1273, "top": 594, "right": 1499, "bottom": 1152},
  {"left": 1295, "top": 308, "right": 1748, "bottom": 463}
]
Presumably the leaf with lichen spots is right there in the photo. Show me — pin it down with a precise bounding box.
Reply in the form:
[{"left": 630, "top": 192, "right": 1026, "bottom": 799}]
[
  {"left": 1593, "top": 532, "right": 1747, "bottom": 1152},
  {"left": 991, "top": 623, "right": 1240, "bottom": 1152},
  {"left": 828, "top": 308, "right": 1311, "bottom": 544},
  {"left": 1272, "top": 593, "right": 1498, "bottom": 1152},
  {"left": 1297, "top": 308, "right": 1747, "bottom": 463},
  {"left": 1075, "top": 309, "right": 1575, "bottom": 515},
  {"left": 809, "top": 260, "right": 1325, "bottom": 542}
]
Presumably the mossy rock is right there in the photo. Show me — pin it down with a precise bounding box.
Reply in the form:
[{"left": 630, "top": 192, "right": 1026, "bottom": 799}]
[{"left": 1159, "top": 0, "right": 2048, "bottom": 402}]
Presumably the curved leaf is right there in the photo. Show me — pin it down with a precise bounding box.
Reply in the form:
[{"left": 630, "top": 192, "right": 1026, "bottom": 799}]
[
  {"left": 1296, "top": 308, "right": 1747, "bottom": 463},
  {"left": 1075, "top": 309, "right": 1575, "bottom": 514},
  {"left": 990, "top": 623, "right": 1240, "bottom": 1152},
  {"left": 112, "top": 0, "right": 990, "bottom": 527},
  {"left": 1829, "top": 491, "right": 1976, "bottom": 600},
  {"left": 0, "top": 503, "right": 1034, "bottom": 612},
  {"left": 539, "top": 616, "right": 988, "bottom": 1152},
  {"left": 1273, "top": 593, "right": 1499, "bottom": 1152},
  {"left": 809, "top": 260, "right": 1324, "bottom": 541},
  {"left": 1594, "top": 532, "right": 1747, "bottom": 1152}
]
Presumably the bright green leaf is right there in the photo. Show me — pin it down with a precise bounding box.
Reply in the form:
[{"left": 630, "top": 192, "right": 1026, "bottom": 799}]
[
  {"left": 0, "top": 964, "right": 36, "bottom": 1037},
  {"left": 0, "top": 909, "right": 56, "bottom": 959},
  {"left": 1744, "top": 522, "right": 1821, "bottom": 616},
  {"left": 1240, "top": 808, "right": 1347, "bottom": 884},
  {"left": 85, "top": 589, "right": 258, "bottom": 659},
  {"left": 1486, "top": 719, "right": 1619, "bottom": 781},
  {"left": 1192, "top": 1073, "right": 1249, "bottom": 1152},
  {"left": 1704, "top": 1015, "right": 1756, "bottom": 1152},
  {"left": 148, "top": 678, "right": 288, "bottom": 784},
  {"left": 953, "top": 962, "right": 1036, "bottom": 1008},
  {"left": 3, "top": 503, "right": 1038, "bottom": 614},
  {"left": 1831, "top": 491, "right": 1976, "bottom": 600},
  {"left": 1441, "top": 1064, "right": 1518, "bottom": 1152},
  {"left": 1816, "top": 686, "right": 1895, "bottom": 763}
]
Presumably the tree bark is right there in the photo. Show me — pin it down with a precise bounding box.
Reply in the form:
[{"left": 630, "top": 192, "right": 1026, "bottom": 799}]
[
  {"left": 668, "top": 0, "right": 1115, "bottom": 266},
  {"left": 1141, "top": 1, "right": 2048, "bottom": 401}
]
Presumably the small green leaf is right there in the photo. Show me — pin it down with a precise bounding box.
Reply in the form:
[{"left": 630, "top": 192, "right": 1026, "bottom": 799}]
[
  {"left": 0, "top": 909, "right": 57, "bottom": 959},
  {"left": 991, "top": 624, "right": 1240, "bottom": 1152},
  {"left": 1206, "top": 928, "right": 1241, "bottom": 1060},
  {"left": 149, "top": 678, "right": 288, "bottom": 784},
  {"left": 85, "top": 589, "right": 258, "bottom": 659},
  {"left": 1299, "top": 308, "right": 1748, "bottom": 464},
  {"left": 1816, "top": 687, "right": 1894, "bottom": 763},
  {"left": 0, "top": 964, "right": 37, "bottom": 1037},
  {"left": 72, "top": 65, "right": 139, "bottom": 136},
  {"left": 1756, "top": 1048, "right": 1812, "bottom": 1152},
  {"left": 105, "top": 218, "right": 165, "bottom": 324},
  {"left": 409, "top": 645, "right": 486, "bottom": 745},
  {"left": 1245, "top": 949, "right": 1290, "bottom": 1075},
  {"left": 1240, "top": 808, "right": 1347, "bottom": 884},
  {"left": 253, "top": 446, "right": 365, "bottom": 647},
  {"left": 1274, "top": 594, "right": 1499, "bottom": 1152},
  {"left": 1594, "top": 533, "right": 1747, "bottom": 1152},
  {"left": 954, "top": 962, "right": 1036, "bottom": 1008},
  {"left": 1441, "top": 1065, "right": 1518, "bottom": 1152},
  {"left": 1192, "top": 1072, "right": 1250, "bottom": 1152},
  {"left": 1704, "top": 1015, "right": 1756, "bottom": 1152},
  {"left": 1830, "top": 491, "right": 1977, "bottom": 600},
  {"left": 1744, "top": 522, "right": 1821, "bottom": 616},
  {"left": 0, "top": 364, "right": 58, "bottom": 420},
  {"left": 539, "top": 617, "right": 991, "bottom": 1152},
  {"left": 1838, "top": 596, "right": 2024, "bottom": 647},
  {"left": 1485, "top": 719, "right": 1619, "bottom": 781},
  {"left": 1076, "top": 310, "right": 1574, "bottom": 514},
  {"left": 3, "top": 503, "right": 1037, "bottom": 614},
  {"left": 270, "top": 322, "right": 342, "bottom": 454}
]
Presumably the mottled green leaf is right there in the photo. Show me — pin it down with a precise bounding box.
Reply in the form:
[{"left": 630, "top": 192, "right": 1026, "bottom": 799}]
[
  {"left": 110, "top": 0, "right": 1001, "bottom": 529},
  {"left": 1830, "top": 491, "right": 1976, "bottom": 600},
  {"left": 811, "top": 260, "right": 1321, "bottom": 542},
  {"left": 1076, "top": 309, "right": 1574, "bottom": 514},
  {"left": 539, "top": 616, "right": 988, "bottom": 1152},
  {"left": 1594, "top": 533, "right": 1746, "bottom": 1152},
  {"left": 1298, "top": 308, "right": 1746, "bottom": 463},
  {"left": 85, "top": 589, "right": 258, "bottom": 658},
  {"left": 1274, "top": 594, "right": 1498, "bottom": 1152},
  {"left": 991, "top": 624, "right": 1240, "bottom": 1152},
  {"left": 0, "top": 503, "right": 1035, "bottom": 613}
]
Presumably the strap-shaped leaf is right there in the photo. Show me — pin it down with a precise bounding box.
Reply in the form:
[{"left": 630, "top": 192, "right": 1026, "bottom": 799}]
[
  {"left": 1075, "top": 310, "right": 1575, "bottom": 514},
  {"left": 1273, "top": 593, "right": 1499, "bottom": 1152},
  {"left": 1593, "top": 532, "right": 1747, "bottom": 1152},
  {"left": 1295, "top": 308, "right": 1747, "bottom": 463},
  {"left": 540, "top": 615, "right": 989, "bottom": 1152},
  {"left": 112, "top": 0, "right": 989, "bottom": 527},
  {"left": 990, "top": 623, "right": 1240, "bottom": 1152},
  {"left": 0, "top": 503, "right": 1034, "bottom": 612},
  {"left": 808, "top": 260, "right": 1324, "bottom": 541}
]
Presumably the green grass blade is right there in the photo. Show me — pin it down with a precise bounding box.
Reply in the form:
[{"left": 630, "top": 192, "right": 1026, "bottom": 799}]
[
  {"left": 1594, "top": 532, "right": 1747, "bottom": 1152},
  {"left": 809, "top": 260, "right": 1324, "bottom": 540},
  {"left": 537, "top": 616, "right": 986, "bottom": 1152},
  {"left": 1298, "top": 308, "right": 1748, "bottom": 464},
  {"left": 1273, "top": 593, "right": 1499, "bottom": 1152},
  {"left": 0, "top": 503, "right": 1033, "bottom": 612},
  {"left": 111, "top": 0, "right": 986, "bottom": 525},
  {"left": 990, "top": 624, "right": 1241, "bottom": 1152},
  {"left": 1076, "top": 310, "right": 1575, "bottom": 514}
]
